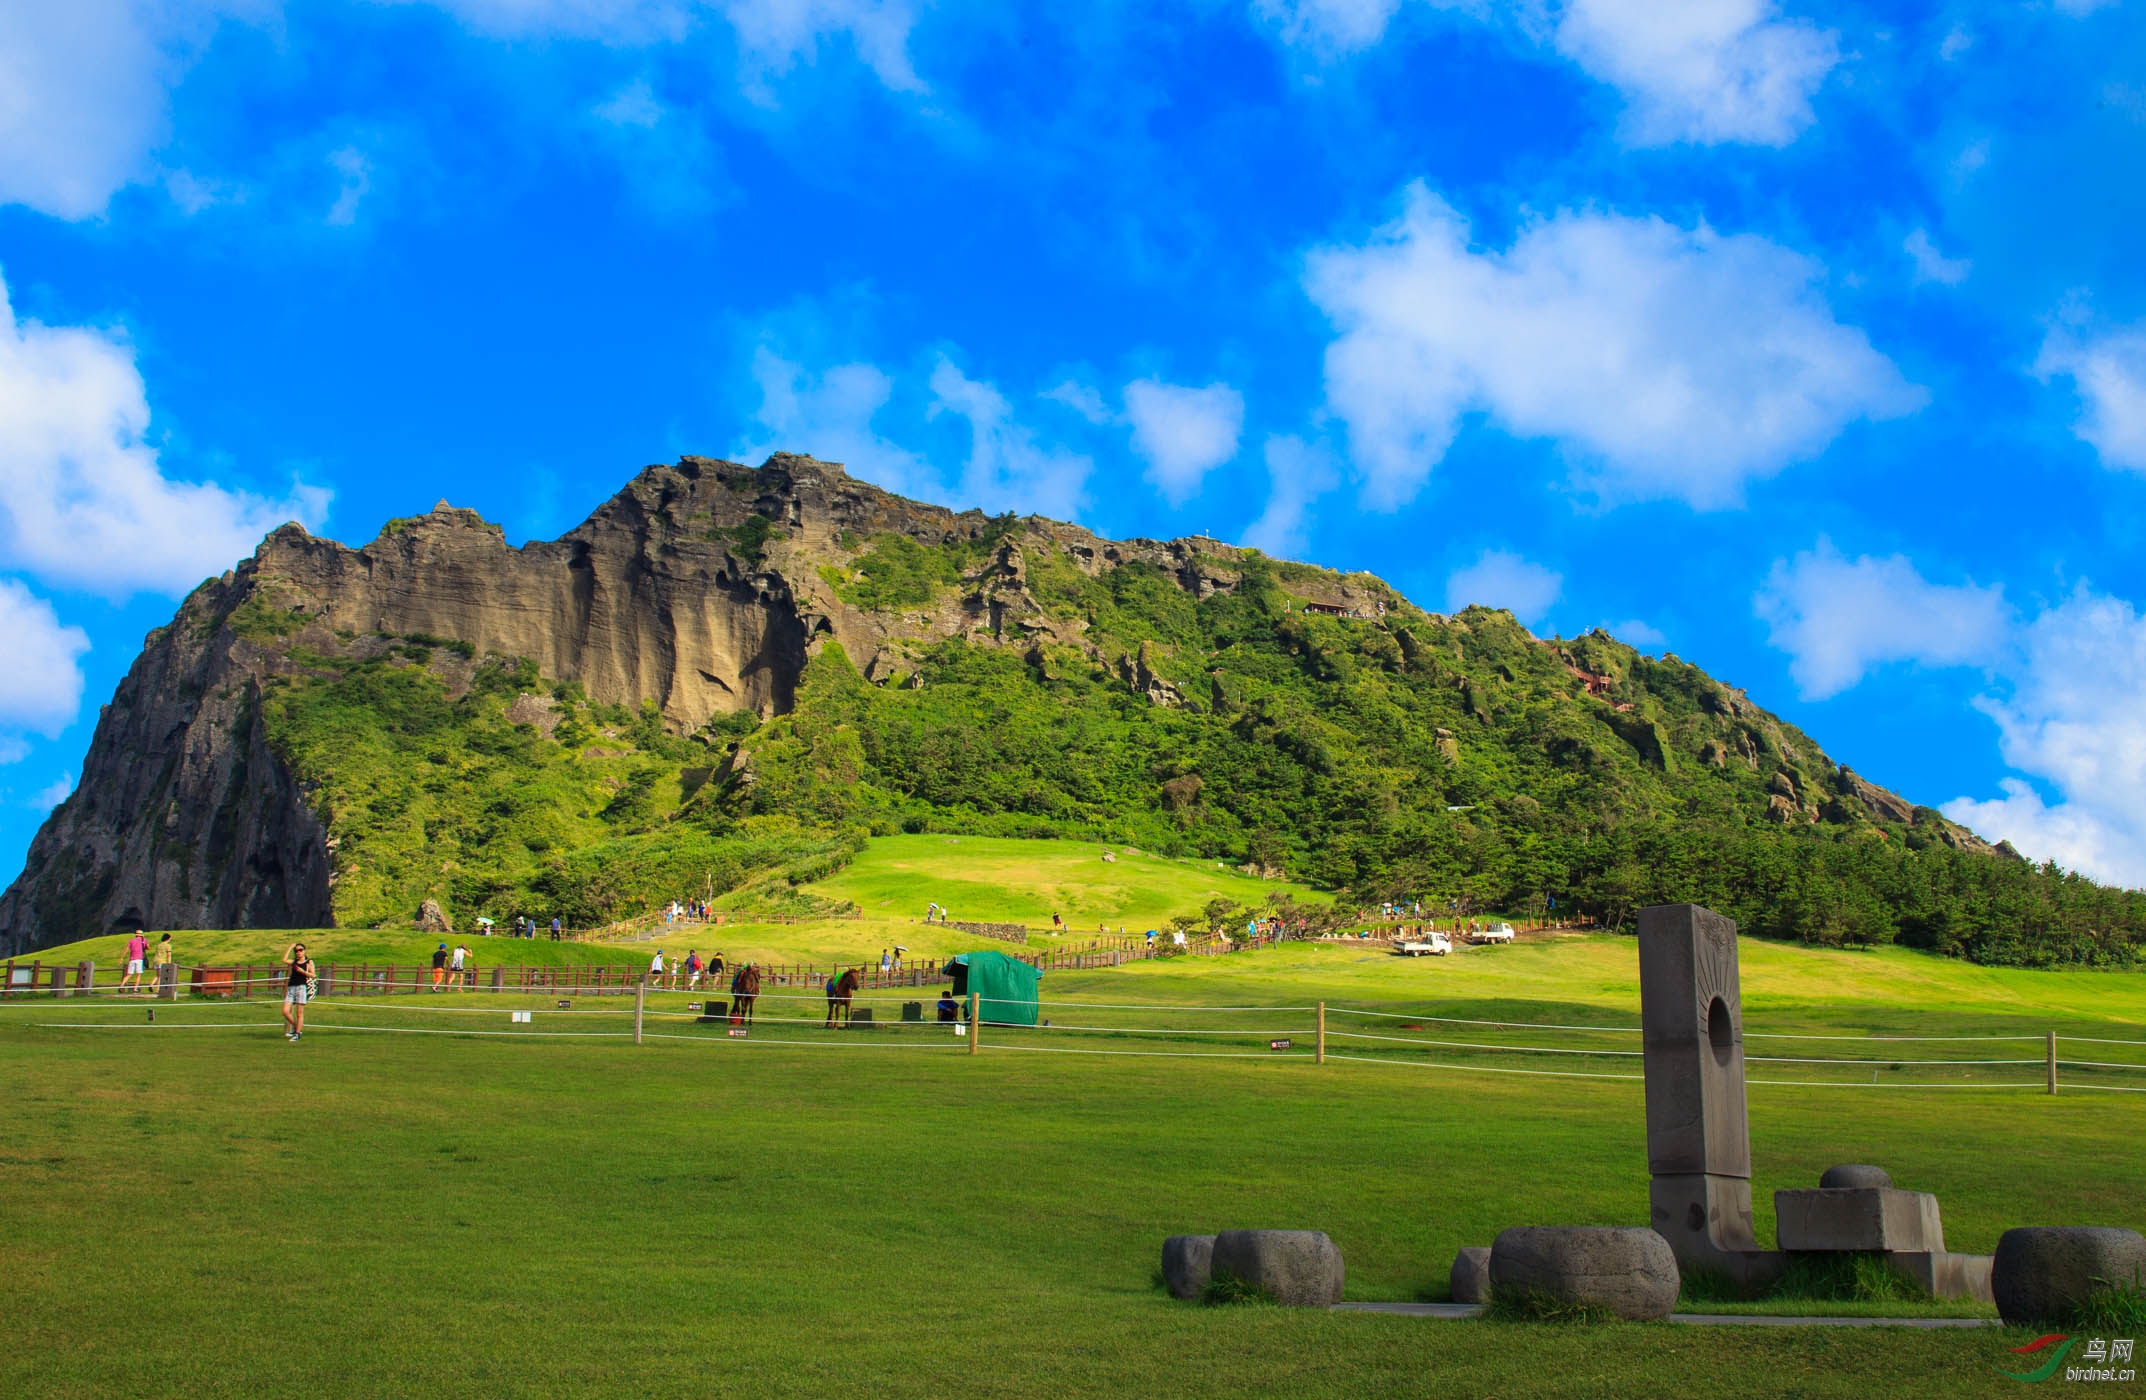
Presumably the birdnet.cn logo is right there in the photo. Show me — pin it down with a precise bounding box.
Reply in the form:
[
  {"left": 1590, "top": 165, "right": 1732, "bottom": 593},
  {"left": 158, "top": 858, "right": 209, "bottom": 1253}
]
[{"left": 1999, "top": 1334, "right": 2136, "bottom": 1384}]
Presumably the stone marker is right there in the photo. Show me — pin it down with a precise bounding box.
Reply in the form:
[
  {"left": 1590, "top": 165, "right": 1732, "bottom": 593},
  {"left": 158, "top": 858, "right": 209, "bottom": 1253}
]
[
  {"left": 1993, "top": 1227, "right": 2146, "bottom": 1326},
  {"left": 1209, "top": 1230, "right": 1345, "bottom": 1307},
  {"left": 1775, "top": 1187, "right": 1945, "bottom": 1253},
  {"left": 1638, "top": 904, "right": 1780, "bottom": 1290},
  {"left": 1162, "top": 1235, "right": 1215, "bottom": 1300},
  {"left": 1449, "top": 1247, "right": 1492, "bottom": 1304},
  {"left": 1488, "top": 1227, "right": 1680, "bottom": 1321},
  {"left": 1818, "top": 1164, "right": 1891, "bottom": 1190}
]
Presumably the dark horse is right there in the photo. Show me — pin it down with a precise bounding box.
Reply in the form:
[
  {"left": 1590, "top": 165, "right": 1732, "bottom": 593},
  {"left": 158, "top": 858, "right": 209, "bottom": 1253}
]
[
  {"left": 729, "top": 963, "right": 761, "bottom": 1026},
  {"left": 824, "top": 967, "right": 862, "bottom": 1027}
]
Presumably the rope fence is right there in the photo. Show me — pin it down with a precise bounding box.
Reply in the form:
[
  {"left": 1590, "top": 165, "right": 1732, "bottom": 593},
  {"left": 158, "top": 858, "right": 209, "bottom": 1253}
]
[{"left": 8, "top": 988, "right": 2141, "bottom": 1094}]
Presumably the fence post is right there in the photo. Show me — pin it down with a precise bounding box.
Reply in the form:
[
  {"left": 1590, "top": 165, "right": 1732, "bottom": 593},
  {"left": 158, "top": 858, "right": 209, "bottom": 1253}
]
[
  {"left": 1316, "top": 1002, "right": 1326, "bottom": 1065},
  {"left": 635, "top": 982, "right": 645, "bottom": 1045},
  {"left": 2047, "top": 1031, "right": 2058, "bottom": 1096},
  {"left": 968, "top": 991, "right": 979, "bottom": 1056}
]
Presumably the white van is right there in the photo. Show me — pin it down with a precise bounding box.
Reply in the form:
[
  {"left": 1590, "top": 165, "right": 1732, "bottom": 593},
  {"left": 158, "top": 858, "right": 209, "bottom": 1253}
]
[{"left": 1467, "top": 923, "right": 1516, "bottom": 945}]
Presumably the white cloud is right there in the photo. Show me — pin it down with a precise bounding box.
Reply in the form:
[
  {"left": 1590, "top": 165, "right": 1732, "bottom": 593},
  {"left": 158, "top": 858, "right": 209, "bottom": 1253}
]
[
  {"left": 595, "top": 78, "right": 666, "bottom": 128},
  {"left": 928, "top": 358, "right": 1091, "bottom": 520},
  {"left": 31, "top": 770, "right": 75, "bottom": 811},
  {"left": 1043, "top": 380, "right": 1113, "bottom": 426},
  {"left": 0, "top": 273, "right": 328, "bottom": 599},
  {"left": 1445, "top": 548, "right": 1561, "bottom": 626},
  {"left": 722, "top": 0, "right": 924, "bottom": 96},
  {"left": 409, "top": 1, "right": 923, "bottom": 92},
  {"left": 0, "top": 580, "right": 89, "bottom": 737},
  {"left": 1606, "top": 617, "right": 1666, "bottom": 646},
  {"left": 1243, "top": 434, "right": 1339, "bottom": 556},
  {"left": 1257, "top": 0, "right": 1835, "bottom": 146},
  {"left": 1937, "top": 25, "right": 1973, "bottom": 61},
  {"left": 1550, "top": 0, "right": 1838, "bottom": 147},
  {"left": 1253, "top": 0, "right": 1408, "bottom": 53},
  {"left": 1903, "top": 228, "right": 1970, "bottom": 286},
  {"left": 1754, "top": 541, "right": 2011, "bottom": 700},
  {"left": 734, "top": 345, "right": 934, "bottom": 498},
  {"left": 1943, "top": 588, "right": 2146, "bottom": 886},
  {"left": 1121, "top": 378, "right": 1244, "bottom": 505},
  {"left": 0, "top": 0, "right": 271, "bottom": 219},
  {"left": 0, "top": 0, "right": 919, "bottom": 219},
  {"left": 324, "top": 146, "right": 371, "bottom": 226},
  {"left": 1306, "top": 185, "right": 1921, "bottom": 509},
  {"left": 2036, "top": 322, "right": 2146, "bottom": 473}
]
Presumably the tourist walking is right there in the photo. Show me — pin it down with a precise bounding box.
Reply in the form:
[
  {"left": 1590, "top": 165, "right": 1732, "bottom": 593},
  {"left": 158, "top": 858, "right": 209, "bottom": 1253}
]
[
  {"left": 431, "top": 943, "right": 449, "bottom": 988},
  {"left": 649, "top": 950, "right": 665, "bottom": 986},
  {"left": 282, "top": 943, "right": 315, "bottom": 1041},
  {"left": 153, "top": 932, "right": 174, "bottom": 996},
  {"left": 550, "top": 917, "right": 562, "bottom": 941},
  {"left": 119, "top": 930, "right": 148, "bottom": 995},
  {"left": 451, "top": 942, "right": 471, "bottom": 988}
]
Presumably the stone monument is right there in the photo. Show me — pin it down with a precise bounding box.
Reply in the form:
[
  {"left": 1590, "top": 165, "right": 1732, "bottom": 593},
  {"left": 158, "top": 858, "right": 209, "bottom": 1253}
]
[
  {"left": 1638, "top": 902, "right": 1993, "bottom": 1302},
  {"left": 1638, "top": 903, "right": 1781, "bottom": 1290}
]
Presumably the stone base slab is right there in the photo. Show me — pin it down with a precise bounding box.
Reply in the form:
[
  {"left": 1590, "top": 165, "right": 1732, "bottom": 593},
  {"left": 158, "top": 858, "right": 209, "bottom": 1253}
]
[{"left": 1775, "top": 1188, "right": 1945, "bottom": 1254}]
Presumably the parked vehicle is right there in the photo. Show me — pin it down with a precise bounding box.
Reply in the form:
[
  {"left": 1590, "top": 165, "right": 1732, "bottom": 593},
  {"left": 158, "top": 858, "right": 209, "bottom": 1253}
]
[
  {"left": 1394, "top": 930, "right": 1452, "bottom": 957},
  {"left": 1467, "top": 923, "right": 1516, "bottom": 945}
]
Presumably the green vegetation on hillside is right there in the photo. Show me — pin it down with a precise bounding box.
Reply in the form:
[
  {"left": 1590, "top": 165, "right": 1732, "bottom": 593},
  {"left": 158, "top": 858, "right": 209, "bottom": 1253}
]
[
  {"left": 256, "top": 643, "right": 858, "bottom": 929},
  {"left": 731, "top": 548, "right": 2144, "bottom": 967},
  {"left": 250, "top": 534, "right": 2146, "bottom": 967}
]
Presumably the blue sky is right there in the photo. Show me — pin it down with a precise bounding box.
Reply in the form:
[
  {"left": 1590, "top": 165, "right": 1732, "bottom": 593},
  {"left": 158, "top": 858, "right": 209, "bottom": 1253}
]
[{"left": 3, "top": 0, "right": 2146, "bottom": 884}]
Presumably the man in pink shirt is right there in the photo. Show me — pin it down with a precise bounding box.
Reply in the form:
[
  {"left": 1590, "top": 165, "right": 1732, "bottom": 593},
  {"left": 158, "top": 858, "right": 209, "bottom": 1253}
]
[{"left": 119, "top": 931, "right": 149, "bottom": 995}]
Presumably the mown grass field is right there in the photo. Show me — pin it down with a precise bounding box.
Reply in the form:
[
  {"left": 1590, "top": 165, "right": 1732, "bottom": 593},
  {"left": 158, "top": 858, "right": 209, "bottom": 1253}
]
[{"left": 4, "top": 837, "right": 2143, "bottom": 1398}]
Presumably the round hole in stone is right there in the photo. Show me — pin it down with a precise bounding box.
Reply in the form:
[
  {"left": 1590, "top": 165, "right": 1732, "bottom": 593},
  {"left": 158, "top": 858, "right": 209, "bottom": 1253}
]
[{"left": 1707, "top": 995, "right": 1733, "bottom": 1063}]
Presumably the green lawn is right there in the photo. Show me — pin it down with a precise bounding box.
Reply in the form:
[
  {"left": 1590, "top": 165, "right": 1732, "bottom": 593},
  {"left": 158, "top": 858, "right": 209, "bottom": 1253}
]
[
  {"left": 8, "top": 837, "right": 2144, "bottom": 1397},
  {"left": 4, "top": 935, "right": 2144, "bottom": 1399},
  {"left": 808, "top": 832, "right": 1326, "bottom": 928}
]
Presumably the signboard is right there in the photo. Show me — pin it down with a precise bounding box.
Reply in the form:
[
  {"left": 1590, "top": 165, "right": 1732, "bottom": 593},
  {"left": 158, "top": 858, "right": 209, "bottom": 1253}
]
[
  {"left": 510, "top": 1011, "right": 532, "bottom": 1023},
  {"left": 1269, "top": 1038, "right": 1293, "bottom": 1051}
]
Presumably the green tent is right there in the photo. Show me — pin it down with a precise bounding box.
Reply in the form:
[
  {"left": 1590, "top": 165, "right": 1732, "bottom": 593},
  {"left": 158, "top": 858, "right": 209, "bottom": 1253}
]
[{"left": 946, "top": 950, "right": 1042, "bottom": 1026}]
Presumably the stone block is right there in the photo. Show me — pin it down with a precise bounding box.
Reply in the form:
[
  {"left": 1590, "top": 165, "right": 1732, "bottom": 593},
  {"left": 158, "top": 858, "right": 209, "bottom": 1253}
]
[
  {"left": 1209, "top": 1230, "right": 1345, "bottom": 1307},
  {"left": 1488, "top": 1227, "right": 1680, "bottom": 1321},
  {"left": 1775, "top": 1188, "right": 1944, "bottom": 1253},
  {"left": 1818, "top": 1164, "right": 1891, "bottom": 1189},
  {"left": 1888, "top": 1251, "right": 1994, "bottom": 1303},
  {"left": 1993, "top": 1228, "right": 2146, "bottom": 1326},
  {"left": 1638, "top": 904, "right": 1749, "bottom": 1180},
  {"left": 1449, "top": 1247, "right": 1492, "bottom": 1304},
  {"left": 1161, "top": 1235, "right": 1214, "bottom": 1301}
]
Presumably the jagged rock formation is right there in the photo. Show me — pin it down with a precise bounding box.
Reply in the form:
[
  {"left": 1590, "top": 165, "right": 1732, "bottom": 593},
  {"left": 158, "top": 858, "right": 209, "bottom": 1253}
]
[{"left": 0, "top": 452, "right": 1979, "bottom": 956}]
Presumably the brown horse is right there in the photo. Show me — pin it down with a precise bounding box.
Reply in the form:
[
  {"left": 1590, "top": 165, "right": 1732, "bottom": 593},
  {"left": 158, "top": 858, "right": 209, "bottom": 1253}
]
[
  {"left": 824, "top": 967, "right": 862, "bottom": 1027},
  {"left": 729, "top": 963, "right": 761, "bottom": 1026}
]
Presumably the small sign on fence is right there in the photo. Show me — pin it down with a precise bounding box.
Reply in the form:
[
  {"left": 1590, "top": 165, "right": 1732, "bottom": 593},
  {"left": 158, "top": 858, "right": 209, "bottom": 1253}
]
[
  {"left": 954, "top": 1023, "right": 966, "bottom": 1037},
  {"left": 686, "top": 1002, "right": 702, "bottom": 1011},
  {"left": 511, "top": 1011, "right": 532, "bottom": 1024},
  {"left": 726, "top": 1028, "right": 748, "bottom": 1038},
  {"left": 555, "top": 1000, "right": 571, "bottom": 1009},
  {"left": 1269, "top": 1038, "right": 1293, "bottom": 1051}
]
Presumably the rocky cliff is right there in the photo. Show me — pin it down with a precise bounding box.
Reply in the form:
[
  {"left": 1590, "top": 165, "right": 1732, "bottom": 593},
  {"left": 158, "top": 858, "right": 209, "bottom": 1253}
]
[
  {"left": 1, "top": 451, "right": 1989, "bottom": 957},
  {"left": 0, "top": 454, "right": 1299, "bottom": 953}
]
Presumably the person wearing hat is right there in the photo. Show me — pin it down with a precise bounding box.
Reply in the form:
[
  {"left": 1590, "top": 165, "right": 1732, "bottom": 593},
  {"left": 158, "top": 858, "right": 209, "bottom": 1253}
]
[
  {"left": 282, "top": 943, "right": 316, "bottom": 1041},
  {"left": 431, "top": 942, "right": 449, "bottom": 989}
]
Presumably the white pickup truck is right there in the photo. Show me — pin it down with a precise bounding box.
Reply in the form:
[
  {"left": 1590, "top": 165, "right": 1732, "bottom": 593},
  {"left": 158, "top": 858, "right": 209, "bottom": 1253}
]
[
  {"left": 1393, "top": 930, "right": 1452, "bottom": 957},
  {"left": 1467, "top": 923, "right": 1517, "bottom": 945}
]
